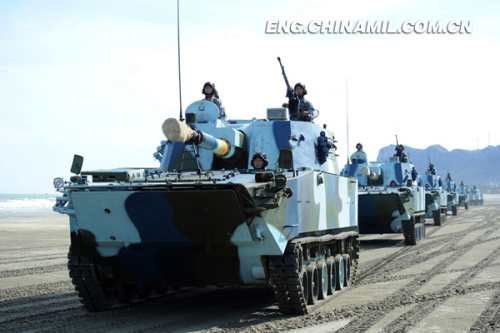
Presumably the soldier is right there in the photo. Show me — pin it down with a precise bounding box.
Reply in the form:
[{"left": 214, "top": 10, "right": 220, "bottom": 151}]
[
  {"left": 393, "top": 144, "right": 408, "bottom": 162},
  {"left": 251, "top": 152, "right": 268, "bottom": 171},
  {"left": 282, "top": 83, "right": 315, "bottom": 121},
  {"left": 356, "top": 143, "right": 365, "bottom": 154},
  {"left": 350, "top": 143, "right": 367, "bottom": 164},
  {"left": 202, "top": 82, "right": 226, "bottom": 120},
  {"left": 428, "top": 163, "right": 437, "bottom": 175}
]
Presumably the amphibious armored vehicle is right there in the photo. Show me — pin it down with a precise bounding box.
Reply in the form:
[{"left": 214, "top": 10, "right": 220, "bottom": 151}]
[
  {"left": 470, "top": 185, "right": 484, "bottom": 206},
  {"left": 443, "top": 172, "right": 459, "bottom": 215},
  {"left": 341, "top": 147, "right": 426, "bottom": 245},
  {"left": 53, "top": 91, "right": 359, "bottom": 315},
  {"left": 457, "top": 181, "right": 470, "bottom": 210},
  {"left": 420, "top": 163, "right": 448, "bottom": 226}
]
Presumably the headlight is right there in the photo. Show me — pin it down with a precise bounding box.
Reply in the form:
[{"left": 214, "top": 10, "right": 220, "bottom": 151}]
[{"left": 53, "top": 177, "right": 65, "bottom": 189}]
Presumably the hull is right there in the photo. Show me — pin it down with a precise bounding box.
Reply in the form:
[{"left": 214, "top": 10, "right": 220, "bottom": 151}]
[
  {"left": 470, "top": 193, "right": 484, "bottom": 205},
  {"left": 447, "top": 192, "right": 459, "bottom": 210},
  {"left": 358, "top": 186, "right": 425, "bottom": 234},
  {"left": 60, "top": 170, "right": 358, "bottom": 287},
  {"left": 424, "top": 190, "right": 447, "bottom": 217},
  {"left": 458, "top": 194, "right": 470, "bottom": 208}
]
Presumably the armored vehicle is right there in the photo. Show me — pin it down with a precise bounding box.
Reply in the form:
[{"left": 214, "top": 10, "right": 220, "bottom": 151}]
[
  {"left": 341, "top": 148, "right": 426, "bottom": 245},
  {"left": 443, "top": 173, "right": 459, "bottom": 215},
  {"left": 470, "top": 185, "right": 484, "bottom": 205},
  {"left": 457, "top": 181, "right": 470, "bottom": 210},
  {"left": 53, "top": 87, "right": 359, "bottom": 314},
  {"left": 420, "top": 163, "right": 448, "bottom": 226}
]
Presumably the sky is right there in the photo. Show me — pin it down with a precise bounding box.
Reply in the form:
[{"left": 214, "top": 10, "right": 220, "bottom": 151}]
[{"left": 1, "top": 0, "right": 499, "bottom": 194}]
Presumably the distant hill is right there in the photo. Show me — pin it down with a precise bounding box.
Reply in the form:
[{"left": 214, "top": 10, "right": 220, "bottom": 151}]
[{"left": 376, "top": 144, "right": 500, "bottom": 187}]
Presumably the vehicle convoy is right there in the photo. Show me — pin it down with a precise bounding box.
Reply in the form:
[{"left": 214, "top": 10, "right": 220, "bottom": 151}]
[
  {"left": 52, "top": 59, "right": 359, "bottom": 315},
  {"left": 421, "top": 162, "right": 448, "bottom": 226},
  {"left": 341, "top": 143, "right": 426, "bottom": 245},
  {"left": 457, "top": 181, "right": 470, "bottom": 210},
  {"left": 470, "top": 185, "right": 484, "bottom": 206},
  {"left": 443, "top": 172, "right": 459, "bottom": 215}
]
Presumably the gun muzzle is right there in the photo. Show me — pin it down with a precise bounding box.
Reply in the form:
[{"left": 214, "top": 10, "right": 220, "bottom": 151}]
[
  {"left": 162, "top": 118, "right": 230, "bottom": 157},
  {"left": 361, "top": 166, "right": 380, "bottom": 181}
]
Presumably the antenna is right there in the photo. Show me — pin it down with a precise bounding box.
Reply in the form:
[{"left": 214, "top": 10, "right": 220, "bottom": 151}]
[
  {"left": 177, "top": 0, "right": 184, "bottom": 121},
  {"left": 346, "top": 79, "right": 349, "bottom": 164}
]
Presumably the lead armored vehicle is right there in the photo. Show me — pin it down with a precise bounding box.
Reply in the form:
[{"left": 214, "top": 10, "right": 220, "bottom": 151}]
[
  {"left": 341, "top": 146, "right": 426, "bottom": 245},
  {"left": 53, "top": 65, "right": 359, "bottom": 315},
  {"left": 443, "top": 172, "right": 459, "bottom": 215},
  {"left": 457, "top": 181, "right": 470, "bottom": 210},
  {"left": 421, "top": 163, "right": 448, "bottom": 226}
]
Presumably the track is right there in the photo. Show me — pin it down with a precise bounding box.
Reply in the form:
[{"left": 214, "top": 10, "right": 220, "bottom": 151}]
[{"left": 1, "top": 198, "right": 499, "bottom": 332}]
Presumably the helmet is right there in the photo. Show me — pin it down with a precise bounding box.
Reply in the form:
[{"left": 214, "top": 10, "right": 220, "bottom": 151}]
[
  {"left": 202, "top": 82, "right": 218, "bottom": 96},
  {"left": 356, "top": 143, "right": 363, "bottom": 149},
  {"left": 294, "top": 82, "right": 307, "bottom": 95},
  {"left": 251, "top": 152, "right": 268, "bottom": 167}
]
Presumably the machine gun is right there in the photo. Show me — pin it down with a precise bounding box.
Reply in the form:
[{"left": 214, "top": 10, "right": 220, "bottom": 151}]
[
  {"left": 428, "top": 156, "right": 436, "bottom": 174},
  {"left": 394, "top": 135, "right": 407, "bottom": 162},
  {"left": 277, "top": 57, "right": 299, "bottom": 120}
]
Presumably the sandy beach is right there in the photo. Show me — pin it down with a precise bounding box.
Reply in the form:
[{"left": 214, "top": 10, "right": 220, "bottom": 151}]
[{"left": 1, "top": 198, "right": 499, "bottom": 332}]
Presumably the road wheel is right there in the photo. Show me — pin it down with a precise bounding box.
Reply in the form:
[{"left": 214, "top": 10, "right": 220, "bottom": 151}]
[
  {"left": 326, "top": 257, "right": 336, "bottom": 295},
  {"left": 334, "top": 254, "right": 345, "bottom": 290},
  {"left": 316, "top": 260, "right": 328, "bottom": 300},
  {"left": 342, "top": 254, "right": 351, "bottom": 287},
  {"left": 306, "top": 263, "right": 319, "bottom": 305}
]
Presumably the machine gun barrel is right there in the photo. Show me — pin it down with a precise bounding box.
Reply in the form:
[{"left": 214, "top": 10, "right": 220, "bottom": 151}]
[
  {"left": 278, "top": 57, "right": 292, "bottom": 91},
  {"left": 162, "top": 118, "right": 230, "bottom": 157},
  {"left": 277, "top": 57, "right": 299, "bottom": 119}
]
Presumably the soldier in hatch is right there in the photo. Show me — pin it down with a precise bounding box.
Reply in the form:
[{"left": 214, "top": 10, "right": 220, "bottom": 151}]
[
  {"left": 251, "top": 152, "right": 268, "bottom": 171},
  {"left": 394, "top": 144, "right": 408, "bottom": 162},
  {"left": 202, "top": 81, "right": 226, "bottom": 120},
  {"left": 282, "top": 83, "right": 315, "bottom": 121},
  {"left": 350, "top": 143, "right": 367, "bottom": 164}
]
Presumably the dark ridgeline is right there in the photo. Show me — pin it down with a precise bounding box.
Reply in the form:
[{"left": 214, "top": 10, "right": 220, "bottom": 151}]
[{"left": 376, "top": 144, "right": 500, "bottom": 187}]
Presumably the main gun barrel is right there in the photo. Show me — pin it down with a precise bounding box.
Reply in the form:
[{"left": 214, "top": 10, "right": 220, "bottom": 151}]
[{"left": 162, "top": 118, "right": 230, "bottom": 157}]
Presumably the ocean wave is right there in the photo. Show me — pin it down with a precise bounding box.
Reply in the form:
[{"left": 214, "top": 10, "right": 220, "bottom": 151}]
[{"left": 0, "top": 194, "right": 61, "bottom": 213}]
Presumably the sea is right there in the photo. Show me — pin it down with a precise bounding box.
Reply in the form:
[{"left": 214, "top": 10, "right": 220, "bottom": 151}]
[{"left": 0, "top": 193, "right": 62, "bottom": 214}]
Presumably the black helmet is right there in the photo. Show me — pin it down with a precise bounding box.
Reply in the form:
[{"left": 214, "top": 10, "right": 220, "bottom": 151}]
[
  {"left": 202, "top": 82, "right": 218, "bottom": 96},
  {"left": 251, "top": 152, "right": 268, "bottom": 167},
  {"left": 395, "top": 144, "right": 404, "bottom": 151},
  {"left": 356, "top": 143, "right": 363, "bottom": 149},
  {"left": 294, "top": 82, "right": 307, "bottom": 95}
]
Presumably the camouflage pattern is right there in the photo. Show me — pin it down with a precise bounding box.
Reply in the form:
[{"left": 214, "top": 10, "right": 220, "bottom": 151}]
[
  {"left": 341, "top": 154, "right": 426, "bottom": 241},
  {"left": 54, "top": 100, "right": 358, "bottom": 312}
]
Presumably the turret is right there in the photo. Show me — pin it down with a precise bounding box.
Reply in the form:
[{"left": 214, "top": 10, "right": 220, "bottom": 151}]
[{"left": 158, "top": 100, "right": 340, "bottom": 173}]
